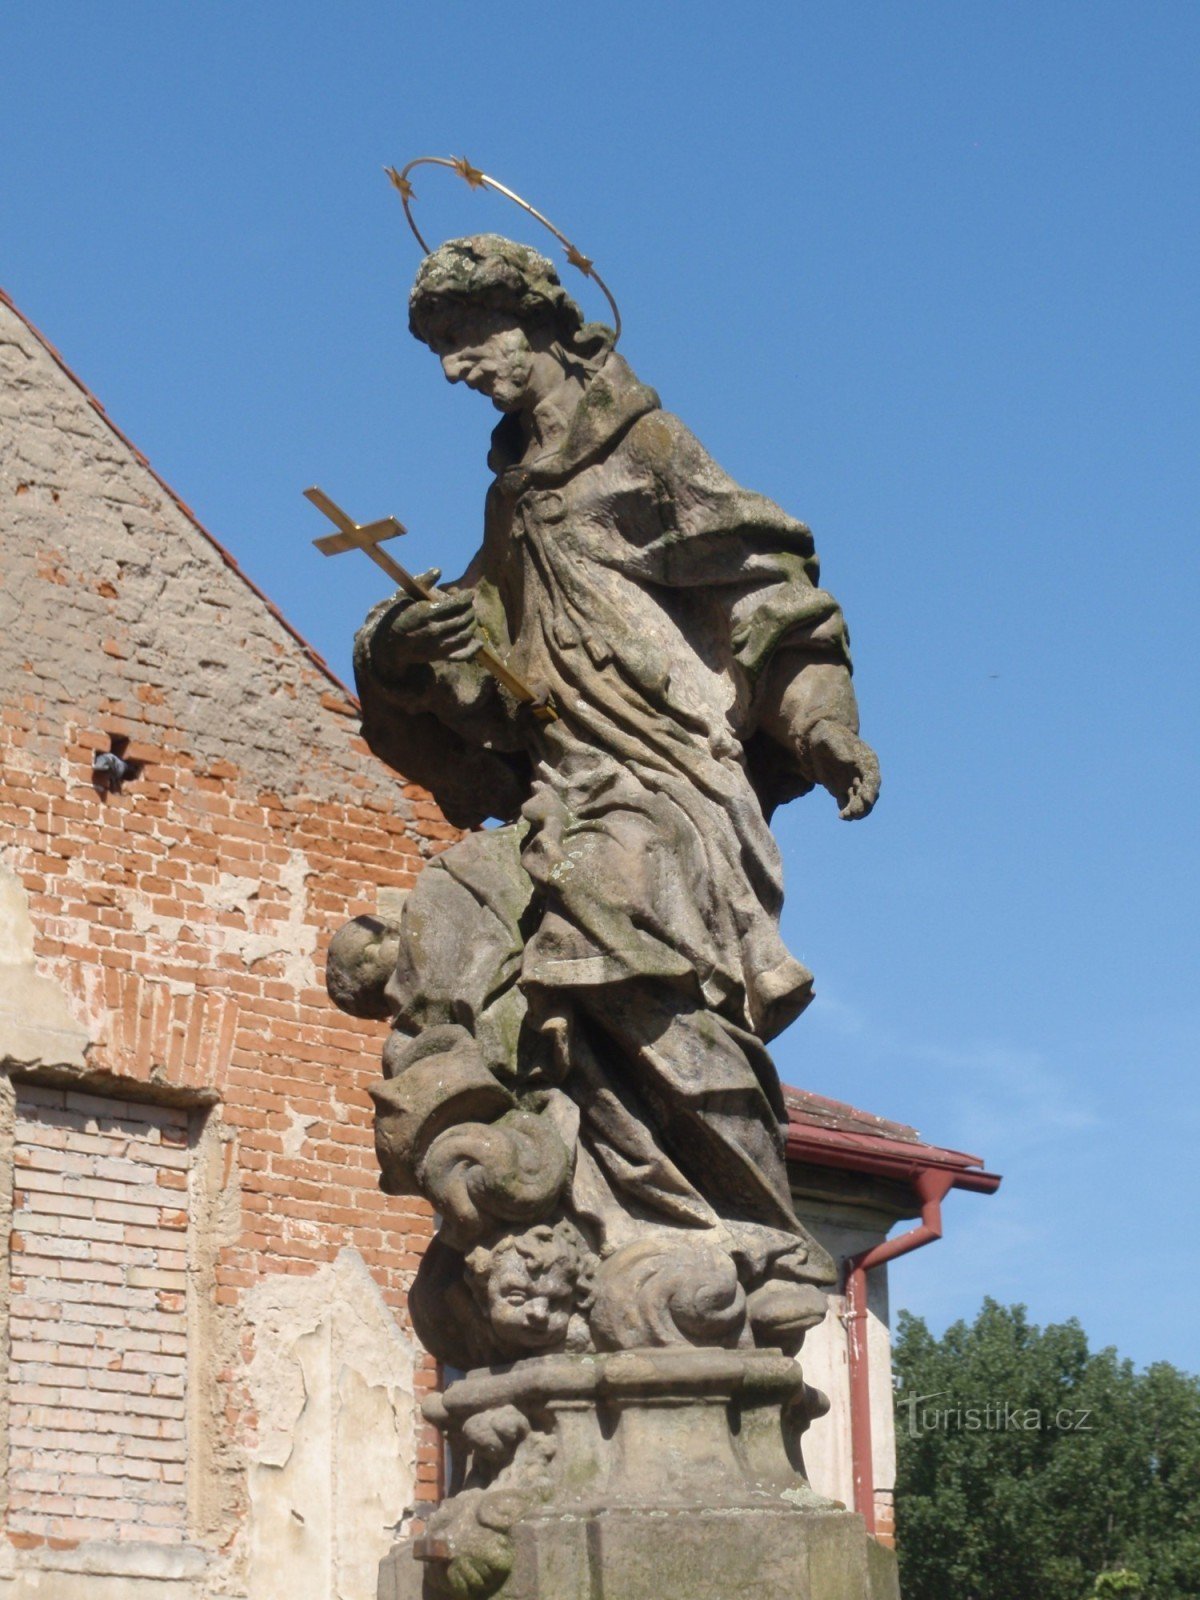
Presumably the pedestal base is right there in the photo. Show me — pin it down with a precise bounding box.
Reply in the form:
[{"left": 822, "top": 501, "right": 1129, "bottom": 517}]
[
  {"left": 380, "top": 1508, "right": 898, "bottom": 1600},
  {"left": 378, "top": 1347, "right": 900, "bottom": 1599}
]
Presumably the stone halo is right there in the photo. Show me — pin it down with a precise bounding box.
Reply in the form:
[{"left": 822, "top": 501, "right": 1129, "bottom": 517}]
[{"left": 385, "top": 154, "right": 623, "bottom": 342}]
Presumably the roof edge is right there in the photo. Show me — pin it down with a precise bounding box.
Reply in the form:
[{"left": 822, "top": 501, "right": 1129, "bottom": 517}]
[
  {"left": 782, "top": 1084, "right": 921, "bottom": 1143},
  {"left": 786, "top": 1114, "right": 1002, "bottom": 1196},
  {"left": 0, "top": 286, "right": 359, "bottom": 710}
]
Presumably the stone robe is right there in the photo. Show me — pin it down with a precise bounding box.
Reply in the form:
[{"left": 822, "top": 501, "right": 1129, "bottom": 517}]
[{"left": 355, "top": 352, "right": 855, "bottom": 1284}]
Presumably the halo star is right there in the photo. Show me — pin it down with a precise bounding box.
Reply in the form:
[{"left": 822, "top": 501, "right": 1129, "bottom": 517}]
[
  {"left": 565, "top": 244, "right": 595, "bottom": 277},
  {"left": 384, "top": 166, "right": 415, "bottom": 203},
  {"left": 451, "top": 156, "right": 487, "bottom": 190}
]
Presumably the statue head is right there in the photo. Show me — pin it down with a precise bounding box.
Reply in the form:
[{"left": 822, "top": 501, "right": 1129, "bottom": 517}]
[
  {"left": 409, "top": 235, "right": 613, "bottom": 396},
  {"left": 464, "top": 1220, "right": 595, "bottom": 1357}
]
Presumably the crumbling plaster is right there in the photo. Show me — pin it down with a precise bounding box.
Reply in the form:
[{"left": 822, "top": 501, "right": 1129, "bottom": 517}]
[
  {"left": 1, "top": 296, "right": 430, "bottom": 1594},
  {"left": 0, "top": 864, "right": 90, "bottom": 1072},
  {"left": 243, "top": 1248, "right": 418, "bottom": 1600},
  {"left": 0, "top": 862, "right": 418, "bottom": 1597}
]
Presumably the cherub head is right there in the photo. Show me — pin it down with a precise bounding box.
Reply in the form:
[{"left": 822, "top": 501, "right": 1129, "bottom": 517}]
[{"left": 464, "top": 1220, "right": 594, "bottom": 1357}]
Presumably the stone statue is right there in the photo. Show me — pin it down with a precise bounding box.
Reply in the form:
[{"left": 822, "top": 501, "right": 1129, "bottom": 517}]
[
  {"left": 329, "top": 233, "right": 891, "bottom": 1600},
  {"left": 464, "top": 1220, "right": 595, "bottom": 1359}
]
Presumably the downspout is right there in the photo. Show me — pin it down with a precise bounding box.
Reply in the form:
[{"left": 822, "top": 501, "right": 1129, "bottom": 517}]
[{"left": 843, "top": 1166, "right": 955, "bottom": 1537}]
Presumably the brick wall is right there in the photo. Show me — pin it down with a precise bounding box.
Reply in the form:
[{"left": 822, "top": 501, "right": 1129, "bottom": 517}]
[
  {"left": 8, "top": 1086, "right": 190, "bottom": 1544},
  {"left": 874, "top": 1489, "right": 896, "bottom": 1550},
  {"left": 0, "top": 292, "right": 454, "bottom": 1589}
]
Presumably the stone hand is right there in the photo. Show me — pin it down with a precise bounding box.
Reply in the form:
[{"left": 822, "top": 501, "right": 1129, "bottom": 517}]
[
  {"left": 805, "top": 719, "right": 880, "bottom": 820},
  {"left": 385, "top": 572, "right": 482, "bottom": 666}
]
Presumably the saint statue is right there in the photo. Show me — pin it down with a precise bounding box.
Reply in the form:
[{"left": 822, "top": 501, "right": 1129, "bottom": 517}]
[{"left": 331, "top": 232, "right": 879, "bottom": 1369}]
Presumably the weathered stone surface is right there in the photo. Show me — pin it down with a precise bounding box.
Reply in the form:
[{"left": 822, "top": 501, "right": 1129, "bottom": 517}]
[
  {"left": 421, "top": 1111, "right": 571, "bottom": 1249},
  {"left": 506, "top": 1506, "right": 891, "bottom": 1600},
  {"left": 324, "top": 233, "right": 882, "bottom": 1595},
  {"left": 327, "top": 914, "right": 404, "bottom": 1019},
  {"left": 375, "top": 1345, "right": 896, "bottom": 1597},
  {"left": 428, "top": 1346, "right": 825, "bottom": 1504},
  {"left": 370, "top": 1026, "right": 515, "bottom": 1196},
  {"left": 383, "top": 1509, "right": 894, "bottom": 1600},
  {"left": 376, "top": 1346, "right": 900, "bottom": 1599},
  {"left": 331, "top": 233, "right": 879, "bottom": 1377}
]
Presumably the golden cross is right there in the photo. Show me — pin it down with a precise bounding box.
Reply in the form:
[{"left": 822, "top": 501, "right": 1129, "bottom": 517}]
[{"left": 304, "top": 487, "right": 556, "bottom": 721}]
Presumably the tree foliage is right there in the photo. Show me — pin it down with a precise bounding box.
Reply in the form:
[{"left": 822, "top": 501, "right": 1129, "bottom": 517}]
[{"left": 893, "top": 1300, "right": 1200, "bottom": 1600}]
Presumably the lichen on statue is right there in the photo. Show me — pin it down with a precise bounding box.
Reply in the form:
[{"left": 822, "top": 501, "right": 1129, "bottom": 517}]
[{"left": 328, "top": 232, "right": 880, "bottom": 1372}]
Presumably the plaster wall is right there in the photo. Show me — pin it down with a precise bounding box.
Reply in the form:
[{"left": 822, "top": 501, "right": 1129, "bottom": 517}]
[
  {"left": 795, "top": 1210, "right": 898, "bottom": 1543},
  {"left": 0, "top": 294, "right": 446, "bottom": 1594}
]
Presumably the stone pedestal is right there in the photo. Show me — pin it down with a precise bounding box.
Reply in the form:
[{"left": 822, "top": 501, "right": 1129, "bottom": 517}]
[
  {"left": 505, "top": 1504, "right": 897, "bottom": 1600},
  {"left": 378, "top": 1348, "right": 899, "bottom": 1600}
]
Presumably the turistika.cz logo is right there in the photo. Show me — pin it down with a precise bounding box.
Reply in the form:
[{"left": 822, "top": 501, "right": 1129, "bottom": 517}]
[{"left": 899, "top": 1391, "right": 1095, "bottom": 1438}]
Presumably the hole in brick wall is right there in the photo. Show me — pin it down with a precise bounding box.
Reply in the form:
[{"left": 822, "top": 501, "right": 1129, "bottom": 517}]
[{"left": 91, "top": 734, "right": 145, "bottom": 798}]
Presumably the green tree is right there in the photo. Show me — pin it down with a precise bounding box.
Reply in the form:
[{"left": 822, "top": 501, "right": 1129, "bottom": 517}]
[
  {"left": 1091, "top": 1572, "right": 1144, "bottom": 1598},
  {"left": 893, "top": 1300, "right": 1200, "bottom": 1600}
]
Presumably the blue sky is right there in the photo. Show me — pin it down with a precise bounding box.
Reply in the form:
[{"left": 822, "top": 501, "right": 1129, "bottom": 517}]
[{"left": 4, "top": 4, "right": 1197, "bottom": 1372}]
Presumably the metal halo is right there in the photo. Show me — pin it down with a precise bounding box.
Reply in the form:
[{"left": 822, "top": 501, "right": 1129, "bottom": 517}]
[{"left": 385, "top": 156, "right": 622, "bottom": 344}]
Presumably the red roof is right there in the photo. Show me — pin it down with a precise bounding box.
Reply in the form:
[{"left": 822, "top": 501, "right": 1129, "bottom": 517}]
[{"left": 783, "top": 1086, "right": 1001, "bottom": 1195}]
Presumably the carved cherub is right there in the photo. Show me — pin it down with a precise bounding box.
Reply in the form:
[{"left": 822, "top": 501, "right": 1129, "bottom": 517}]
[{"left": 464, "top": 1221, "right": 595, "bottom": 1358}]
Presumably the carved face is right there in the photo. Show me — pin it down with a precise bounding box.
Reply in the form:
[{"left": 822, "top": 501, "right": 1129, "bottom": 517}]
[
  {"left": 427, "top": 312, "right": 535, "bottom": 412},
  {"left": 483, "top": 1244, "right": 576, "bottom": 1352}
]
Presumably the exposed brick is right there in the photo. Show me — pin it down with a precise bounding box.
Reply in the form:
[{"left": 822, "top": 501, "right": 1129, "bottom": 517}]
[
  {"left": 1, "top": 291, "right": 449, "bottom": 1551},
  {"left": 9, "top": 1088, "right": 191, "bottom": 1539}
]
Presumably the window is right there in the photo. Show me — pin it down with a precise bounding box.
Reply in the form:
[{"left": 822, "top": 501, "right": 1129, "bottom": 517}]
[{"left": 7, "top": 1086, "right": 191, "bottom": 1544}]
